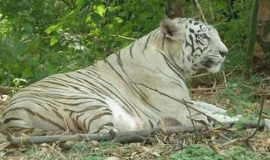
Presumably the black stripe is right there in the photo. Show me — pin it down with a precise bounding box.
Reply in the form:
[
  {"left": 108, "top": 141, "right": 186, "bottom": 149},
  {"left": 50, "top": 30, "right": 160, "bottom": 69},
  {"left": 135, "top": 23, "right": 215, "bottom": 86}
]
[
  {"left": 143, "top": 32, "right": 153, "bottom": 50},
  {"left": 4, "top": 108, "right": 66, "bottom": 130},
  {"left": 104, "top": 58, "right": 126, "bottom": 83},
  {"left": 152, "top": 29, "right": 160, "bottom": 39},
  {"left": 3, "top": 98, "right": 51, "bottom": 117},
  {"left": 95, "top": 122, "right": 114, "bottom": 133},
  {"left": 116, "top": 51, "right": 123, "bottom": 67},
  {"left": 129, "top": 43, "right": 135, "bottom": 58},
  {"left": 64, "top": 105, "right": 106, "bottom": 113},
  {"left": 162, "top": 35, "right": 166, "bottom": 50},
  {"left": 156, "top": 50, "right": 184, "bottom": 80},
  {"left": 86, "top": 111, "right": 112, "bottom": 132},
  {"left": 3, "top": 117, "right": 22, "bottom": 124},
  {"left": 148, "top": 119, "right": 154, "bottom": 128},
  {"left": 188, "top": 34, "right": 195, "bottom": 55},
  {"left": 106, "top": 55, "right": 161, "bottom": 114},
  {"left": 158, "top": 69, "right": 184, "bottom": 89},
  {"left": 136, "top": 83, "right": 186, "bottom": 105}
]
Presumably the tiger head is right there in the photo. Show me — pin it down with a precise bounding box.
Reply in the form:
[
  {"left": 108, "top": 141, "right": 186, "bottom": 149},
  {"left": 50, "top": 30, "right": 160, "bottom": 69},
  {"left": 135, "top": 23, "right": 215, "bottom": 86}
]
[{"left": 160, "top": 18, "right": 228, "bottom": 76}]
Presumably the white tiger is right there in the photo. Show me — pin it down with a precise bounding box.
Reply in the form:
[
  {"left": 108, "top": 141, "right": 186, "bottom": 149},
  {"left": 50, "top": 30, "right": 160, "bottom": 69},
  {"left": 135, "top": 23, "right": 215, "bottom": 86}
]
[{"left": 1, "top": 18, "right": 266, "bottom": 135}]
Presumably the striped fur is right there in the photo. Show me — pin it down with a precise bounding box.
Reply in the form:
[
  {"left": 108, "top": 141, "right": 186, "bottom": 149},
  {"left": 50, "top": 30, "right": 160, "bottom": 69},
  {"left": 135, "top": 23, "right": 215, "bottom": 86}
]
[{"left": 2, "top": 18, "right": 240, "bottom": 135}]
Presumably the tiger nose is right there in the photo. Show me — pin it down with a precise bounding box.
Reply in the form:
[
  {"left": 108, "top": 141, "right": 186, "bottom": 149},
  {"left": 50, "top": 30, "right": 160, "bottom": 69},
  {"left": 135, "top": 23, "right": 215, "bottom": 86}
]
[{"left": 219, "top": 51, "right": 227, "bottom": 57}]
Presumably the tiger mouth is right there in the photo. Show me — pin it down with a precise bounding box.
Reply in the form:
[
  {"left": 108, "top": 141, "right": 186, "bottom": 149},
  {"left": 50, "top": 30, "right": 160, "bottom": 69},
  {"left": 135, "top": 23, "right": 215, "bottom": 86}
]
[
  {"left": 201, "top": 58, "right": 224, "bottom": 68},
  {"left": 201, "top": 58, "right": 224, "bottom": 71},
  {"left": 201, "top": 59, "right": 215, "bottom": 68}
]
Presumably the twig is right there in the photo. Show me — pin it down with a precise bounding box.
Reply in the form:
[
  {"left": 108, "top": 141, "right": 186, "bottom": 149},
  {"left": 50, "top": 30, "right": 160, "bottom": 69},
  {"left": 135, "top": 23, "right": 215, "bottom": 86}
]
[
  {"left": 0, "top": 86, "right": 20, "bottom": 91},
  {"left": 108, "top": 35, "right": 136, "bottom": 41},
  {"left": 182, "top": 98, "right": 199, "bottom": 142},
  {"left": 188, "top": 86, "right": 224, "bottom": 91},
  {"left": 222, "top": 71, "right": 227, "bottom": 84},
  {"left": 218, "top": 137, "right": 259, "bottom": 149},
  {"left": 79, "top": 1, "right": 91, "bottom": 51},
  {"left": 224, "top": 64, "right": 242, "bottom": 78},
  {"left": 246, "top": 82, "right": 266, "bottom": 140},
  {"left": 218, "top": 138, "right": 239, "bottom": 148},
  {"left": 227, "top": 0, "right": 236, "bottom": 19},
  {"left": 208, "top": 141, "right": 231, "bottom": 159},
  {"left": 46, "top": 143, "right": 68, "bottom": 160},
  {"left": 194, "top": 0, "right": 207, "bottom": 22},
  {"left": 0, "top": 126, "right": 205, "bottom": 146},
  {"left": 0, "top": 119, "right": 265, "bottom": 147},
  {"left": 209, "top": 1, "right": 215, "bottom": 21},
  {"left": 187, "top": 73, "right": 210, "bottom": 79}
]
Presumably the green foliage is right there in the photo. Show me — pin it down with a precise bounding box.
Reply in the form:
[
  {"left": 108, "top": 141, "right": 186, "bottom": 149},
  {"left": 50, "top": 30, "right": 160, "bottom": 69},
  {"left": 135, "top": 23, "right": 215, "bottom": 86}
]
[
  {"left": 0, "top": 0, "right": 68, "bottom": 86},
  {"left": 0, "top": 0, "right": 164, "bottom": 87},
  {"left": 0, "top": 0, "right": 255, "bottom": 88}
]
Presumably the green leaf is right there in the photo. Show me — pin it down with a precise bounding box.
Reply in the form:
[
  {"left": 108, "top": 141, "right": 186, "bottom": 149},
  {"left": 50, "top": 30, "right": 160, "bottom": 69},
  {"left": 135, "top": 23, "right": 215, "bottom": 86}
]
[
  {"left": 50, "top": 36, "right": 59, "bottom": 46},
  {"left": 22, "top": 23, "right": 33, "bottom": 33},
  {"left": 45, "top": 24, "right": 61, "bottom": 34},
  {"left": 25, "top": 16, "right": 35, "bottom": 22},
  {"left": 22, "top": 67, "right": 33, "bottom": 79},
  {"left": 91, "top": 12, "right": 102, "bottom": 24},
  {"left": 95, "top": 4, "right": 105, "bottom": 17},
  {"left": 114, "top": 17, "right": 123, "bottom": 24}
]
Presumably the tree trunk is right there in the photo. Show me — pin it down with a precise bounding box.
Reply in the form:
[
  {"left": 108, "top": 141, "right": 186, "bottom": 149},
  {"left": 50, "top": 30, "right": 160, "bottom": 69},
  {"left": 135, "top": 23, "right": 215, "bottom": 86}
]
[
  {"left": 247, "top": 0, "right": 259, "bottom": 68},
  {"left": 248, "top": 0, "right": 270, "bottom": 74}
]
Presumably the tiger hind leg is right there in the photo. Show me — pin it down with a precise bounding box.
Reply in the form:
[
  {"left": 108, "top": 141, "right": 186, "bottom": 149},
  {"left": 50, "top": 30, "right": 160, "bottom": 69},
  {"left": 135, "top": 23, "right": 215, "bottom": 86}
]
[{"left": 1, "top": 109, "right": 39, "bottom": 135}]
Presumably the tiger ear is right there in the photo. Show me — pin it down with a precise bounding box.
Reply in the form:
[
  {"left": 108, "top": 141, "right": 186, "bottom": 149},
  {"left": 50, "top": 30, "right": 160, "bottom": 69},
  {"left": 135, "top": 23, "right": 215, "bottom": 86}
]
[{"left": 160, "top": 19, "right": 180, "bottom": 40}]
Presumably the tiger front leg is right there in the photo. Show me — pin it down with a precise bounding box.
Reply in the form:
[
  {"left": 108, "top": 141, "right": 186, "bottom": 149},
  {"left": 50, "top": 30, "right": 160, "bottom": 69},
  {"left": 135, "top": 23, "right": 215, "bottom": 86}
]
[
  {"left": 191, "top": 101, "right": 241, "bottom": 125},
  {"left": 192, "top": 101, "right": 270, "bottom": 129}
]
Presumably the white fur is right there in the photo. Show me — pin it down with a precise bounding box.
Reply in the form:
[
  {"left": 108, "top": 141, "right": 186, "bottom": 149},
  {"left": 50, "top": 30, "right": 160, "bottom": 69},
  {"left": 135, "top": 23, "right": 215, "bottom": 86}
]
[{"left": 105, "top": 97, "right": 144, "bottom": 131}]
